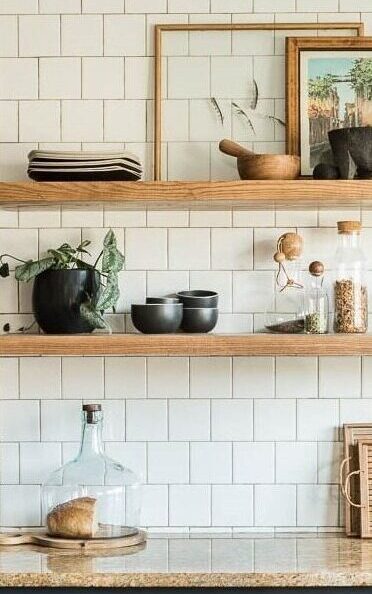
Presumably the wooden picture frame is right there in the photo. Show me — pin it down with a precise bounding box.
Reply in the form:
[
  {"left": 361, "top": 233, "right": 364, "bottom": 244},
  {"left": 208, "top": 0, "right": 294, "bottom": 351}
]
[
  {"left": 286, "top": 36, "right": 372, "bottom": 176},
  {"left": 154, "top": 22, "right": 363, "bottom": 181}
]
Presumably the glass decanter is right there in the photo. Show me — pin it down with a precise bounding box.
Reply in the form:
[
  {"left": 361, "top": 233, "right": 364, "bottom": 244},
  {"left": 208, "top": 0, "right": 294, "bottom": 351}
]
[{"left": 42, "top": 404, "right": 141, "bottom": 539}]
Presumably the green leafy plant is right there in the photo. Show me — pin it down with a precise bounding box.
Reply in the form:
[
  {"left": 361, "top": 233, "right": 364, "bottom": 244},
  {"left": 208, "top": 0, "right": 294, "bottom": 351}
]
[{"left": 0, "top": 229, "right": 124, "bottom": 331}]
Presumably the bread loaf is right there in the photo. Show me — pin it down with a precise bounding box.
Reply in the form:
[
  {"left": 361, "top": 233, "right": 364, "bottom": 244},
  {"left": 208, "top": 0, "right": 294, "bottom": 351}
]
[{"left": 47, "top": 496, "right": 98, "bottom": 538}]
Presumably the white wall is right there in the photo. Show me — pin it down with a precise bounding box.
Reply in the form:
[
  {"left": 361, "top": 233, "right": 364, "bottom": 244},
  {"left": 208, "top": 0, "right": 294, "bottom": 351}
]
[{"left": 0, "top": 0, "right": 372, "bottom": 532}]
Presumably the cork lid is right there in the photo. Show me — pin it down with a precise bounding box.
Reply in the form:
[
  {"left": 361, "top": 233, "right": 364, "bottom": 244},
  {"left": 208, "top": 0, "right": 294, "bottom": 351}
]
[
  {"left": 83, "top": 404, "right": 101, "bottom": 412},
  {"left": 276, "top": 232, "right": 303, "bottom": 261},
  {"left": 309, "top": 261, "right": 324, "bottom": 277},
  {"left": 337, "top": 220, "right": 361, "bottom": 234},
  {"left": 83, "top": 403, "right": 102, "bottom": 424}
]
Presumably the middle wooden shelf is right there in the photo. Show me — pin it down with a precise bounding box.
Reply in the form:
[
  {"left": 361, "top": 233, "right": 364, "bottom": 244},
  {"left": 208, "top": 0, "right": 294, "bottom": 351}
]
[{"left": 1, "top": 333, "right": 372, "bottom": 356}]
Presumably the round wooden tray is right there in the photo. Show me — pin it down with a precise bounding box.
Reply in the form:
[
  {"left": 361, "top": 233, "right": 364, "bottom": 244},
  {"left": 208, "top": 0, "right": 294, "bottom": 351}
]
[{"left": 0, "top": 529, "right": 146, "bottom": 550}]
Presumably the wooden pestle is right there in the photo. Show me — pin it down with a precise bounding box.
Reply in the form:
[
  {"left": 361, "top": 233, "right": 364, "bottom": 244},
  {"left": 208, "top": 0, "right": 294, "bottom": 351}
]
[{"left": 219, "top": 139, "right": 255, "bottom": 158}]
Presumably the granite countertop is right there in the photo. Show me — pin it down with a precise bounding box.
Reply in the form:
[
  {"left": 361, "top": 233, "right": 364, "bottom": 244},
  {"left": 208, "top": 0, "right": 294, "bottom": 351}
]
[{"left": 1, "top": 533, "right": 372, "bottom": 587}]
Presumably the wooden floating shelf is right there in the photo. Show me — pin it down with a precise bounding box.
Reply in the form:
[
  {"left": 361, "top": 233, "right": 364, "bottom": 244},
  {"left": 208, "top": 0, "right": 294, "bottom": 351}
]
[
  {"left": 2, "top": 333, "right": 372, "bottom": 356},
  {"left": 1, "top": 179, "right": 372, "bottom": 210}
]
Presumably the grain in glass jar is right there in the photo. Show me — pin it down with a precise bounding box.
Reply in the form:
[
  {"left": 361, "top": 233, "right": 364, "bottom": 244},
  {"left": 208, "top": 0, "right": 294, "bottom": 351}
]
[{"left": 334, "top": 221, "right": 368, "bottom": 333}]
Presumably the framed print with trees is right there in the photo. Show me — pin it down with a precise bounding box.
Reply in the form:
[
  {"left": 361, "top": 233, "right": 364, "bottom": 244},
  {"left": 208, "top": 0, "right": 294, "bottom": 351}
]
[{"left": 286, "top": 36, "right": 372, "bottom": 176}]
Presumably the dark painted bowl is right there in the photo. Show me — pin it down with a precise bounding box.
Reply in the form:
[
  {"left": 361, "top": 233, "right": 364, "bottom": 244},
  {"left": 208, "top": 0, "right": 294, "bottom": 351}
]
[
  {"left": 177, "top": 290, "right": 218, "bottom": 308},
  {"left": 181, "top": 307, "right": 218, "bottom": 333},
  {"left": 131, "top": 303, "right": 183, "bottom": 334},
  {"left": 146, "top": 297, "right": 180, "bottom": 304}
]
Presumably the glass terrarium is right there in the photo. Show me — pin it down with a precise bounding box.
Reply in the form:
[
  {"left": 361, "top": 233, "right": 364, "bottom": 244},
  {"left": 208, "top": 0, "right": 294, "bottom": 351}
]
[
  {"left": 265, "top": 232, "right": 305, "bottom": 333},
  {"left": 42, "top": 404, "right": 141, "bottom": 539}
]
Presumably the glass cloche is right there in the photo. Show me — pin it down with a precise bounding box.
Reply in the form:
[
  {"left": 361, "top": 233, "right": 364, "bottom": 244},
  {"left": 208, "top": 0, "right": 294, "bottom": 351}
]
[
  {"left": 265, "top": 232, "right": 305, "bottom": 333},
  {"left": 42, "top": 404, "right": 141, "bottom": 539}
]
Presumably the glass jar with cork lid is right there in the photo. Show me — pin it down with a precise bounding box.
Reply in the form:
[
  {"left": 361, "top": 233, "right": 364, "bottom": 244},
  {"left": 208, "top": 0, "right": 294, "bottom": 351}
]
[
  {"left": 334, "top": 220, "right": 368, "bottom": 333},
  {"left": 303, "top": 261, "right": 329, "bottom": 334}
]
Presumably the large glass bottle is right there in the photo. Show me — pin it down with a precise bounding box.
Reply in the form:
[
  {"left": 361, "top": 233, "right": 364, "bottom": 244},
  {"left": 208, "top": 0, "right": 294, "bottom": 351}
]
[
  {"left": 334, "top": 220, "right": 368, "bottom": 333},
  {"left": 42, "top": 404, "right": 141, "bottom": 538}
]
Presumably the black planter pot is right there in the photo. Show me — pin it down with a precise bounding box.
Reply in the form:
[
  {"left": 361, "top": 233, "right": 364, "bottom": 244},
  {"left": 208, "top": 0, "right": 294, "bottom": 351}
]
[{"left": 32, "top": 269, "right": 100, "bottom": 334}]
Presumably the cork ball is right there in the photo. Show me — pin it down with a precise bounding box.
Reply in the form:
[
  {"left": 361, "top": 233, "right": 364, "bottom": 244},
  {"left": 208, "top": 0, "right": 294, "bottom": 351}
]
[
  {"left": 309, "top": 260, "right": 324, "bottom": 277},
  {"left": 273, "top": 251, "right": 286, "bottom": 263},
  {"left": 279, "top": 232, "right": 303, "bottom": 260}
]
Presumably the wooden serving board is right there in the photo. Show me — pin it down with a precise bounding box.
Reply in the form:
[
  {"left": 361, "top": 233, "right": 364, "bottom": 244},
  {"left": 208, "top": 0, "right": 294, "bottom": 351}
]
[
  {"left": 0, "top": 530, "right": 146, "bottom": 550},
  {"left": 358, "top": 439, "right": 372, "bottom": 538},
  {"left": 342, "top": 423, "right": 372, "bottom": 536}
]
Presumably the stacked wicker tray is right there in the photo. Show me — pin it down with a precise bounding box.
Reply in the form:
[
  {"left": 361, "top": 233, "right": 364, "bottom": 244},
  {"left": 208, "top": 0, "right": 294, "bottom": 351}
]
[{"left": 341, "top": 423, "right": 372, "bottom": 537}]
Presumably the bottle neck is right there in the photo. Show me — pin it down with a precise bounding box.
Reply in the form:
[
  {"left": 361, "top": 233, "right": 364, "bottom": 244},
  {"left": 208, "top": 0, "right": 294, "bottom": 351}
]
[
  {"left": 78, "top": 411, "right": 104, "bottom": 458},
  {"left": 309, "top": 275, "right": 323, "bottom": 290},
  {"left": 338, "top": 231, "right": 361, "bottom": 249}
]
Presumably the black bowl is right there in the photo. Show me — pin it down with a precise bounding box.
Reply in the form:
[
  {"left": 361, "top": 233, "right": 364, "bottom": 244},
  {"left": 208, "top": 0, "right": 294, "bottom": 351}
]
[
  {"left": 177, "top": 290, "right": 218, "bottom": 308},
  {"left": 146, "top": 297, "right": 180, "bottom": 304},
  {"left": 181, "top": 307, "right": 218, "bottom": 333},
  {"left": 131, "top": 303, "right": 183, "bottom": 334}
]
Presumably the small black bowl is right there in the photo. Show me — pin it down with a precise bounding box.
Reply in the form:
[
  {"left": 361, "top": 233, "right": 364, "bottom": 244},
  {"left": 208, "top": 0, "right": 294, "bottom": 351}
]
[
  {"left": 131, "top": 303, "right": 183, "bottom": 334},
  {"left": 177, "top": 290, "right": 218, "bottom": 308},
  {"left": 181, "top": 307, "right": 218, "bottom": 333},
  {"left": 146, "top": 297, "right": 180, "bottom": 304}
]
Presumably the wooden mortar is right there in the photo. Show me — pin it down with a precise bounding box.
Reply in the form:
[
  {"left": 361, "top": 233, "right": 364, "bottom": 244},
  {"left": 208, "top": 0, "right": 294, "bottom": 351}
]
[{"left": 219, "top": 139, "right": 300, "bottom": 180}]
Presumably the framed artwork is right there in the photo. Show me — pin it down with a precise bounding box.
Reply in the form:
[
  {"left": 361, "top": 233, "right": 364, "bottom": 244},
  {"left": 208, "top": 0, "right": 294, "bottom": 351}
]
[
  {"left": 153, "top": 22, "right": 363, "bottom": 181},
  {"left": 286, "top": 36, "right": 372, "bottom": 176}
]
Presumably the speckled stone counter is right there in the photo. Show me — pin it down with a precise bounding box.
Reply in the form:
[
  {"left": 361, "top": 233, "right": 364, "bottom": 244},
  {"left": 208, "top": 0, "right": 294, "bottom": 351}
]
[{"left": 1, "top": 533, "right": 372, "bottom": 588}]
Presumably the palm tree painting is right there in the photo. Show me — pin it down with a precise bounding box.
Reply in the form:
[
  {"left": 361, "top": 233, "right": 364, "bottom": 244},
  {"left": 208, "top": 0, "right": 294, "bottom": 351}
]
[{"left": 301, "top": 54, "right": 372, "bottom": 173}]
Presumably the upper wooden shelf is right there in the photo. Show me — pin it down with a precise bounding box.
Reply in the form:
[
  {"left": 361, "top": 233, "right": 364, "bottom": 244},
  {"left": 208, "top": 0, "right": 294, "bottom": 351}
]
[
  {"left": 1, "top": 333, "right": 372, "bottom": 356},
  {"left": 1, "top": 180, "right": 372, "bottom": 210}
]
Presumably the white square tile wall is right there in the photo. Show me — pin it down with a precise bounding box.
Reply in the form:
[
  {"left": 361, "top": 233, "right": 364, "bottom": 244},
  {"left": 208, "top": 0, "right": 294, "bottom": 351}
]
[{"left": 0, "top": 2, "right": 366, "bottom": 532}]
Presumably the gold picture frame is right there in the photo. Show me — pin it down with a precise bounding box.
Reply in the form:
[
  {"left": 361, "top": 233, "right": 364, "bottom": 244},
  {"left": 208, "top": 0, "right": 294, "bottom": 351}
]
[
  {"left": 286, "top": 35, "right": 372, "bottom": 176},
  {"left": 154, "top": 21, "right": 363, "bottom": 181}
]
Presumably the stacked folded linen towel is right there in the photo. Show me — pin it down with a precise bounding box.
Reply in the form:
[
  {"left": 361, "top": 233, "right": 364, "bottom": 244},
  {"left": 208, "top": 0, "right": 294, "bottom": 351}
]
[{"left": 27, "top": 150, "right": 142, "bottom": 181}]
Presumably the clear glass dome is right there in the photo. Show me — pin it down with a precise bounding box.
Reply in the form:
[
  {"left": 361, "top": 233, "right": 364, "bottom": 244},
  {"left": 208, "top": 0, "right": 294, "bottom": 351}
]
[
  {"left": 42, "top": 404, "right": 141, "bottom": 539},
  {"left": 265, "top": 259, "right": 305, "bottom": 333}
]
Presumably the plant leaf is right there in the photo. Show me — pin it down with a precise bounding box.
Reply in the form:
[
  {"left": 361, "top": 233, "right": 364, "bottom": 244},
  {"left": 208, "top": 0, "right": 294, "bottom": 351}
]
[
  {"left": 71, "top": 257, "right": 95, "bottom": 270},
  {"left": 80, "top": 302, "right": 107, "bottom": 330},
  {"left": 210, "top": 97, "right": 224, "bottom": 125},
  {"left": 47, "top": 249, "right": 71, "bottom": 268},
  {"left": 76, "top": 239, "right": 91, "bottom": 255},
  {"left": 57, "top": 243, "right": 75, "bottom": 253},
  {"left": 250, "top": 79, "right": 258, "bottom": 110},
  {"left": 0, "top": 262, "right": 9, "bottom": 278},
  {"left": 77, "top": 239, "right": 91, "bottom": 248},
  {"left": 96, "top": 272, "right": 119, "bottom": 311},
  {"left": 15, "top": 257, "right": 54, "bottom": 282},
  {"left": 102, "top": 229, "right": 124, "bottom": 274},
  {"left": 232, "top": 102, "right": 256, "bottom": 135}
]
